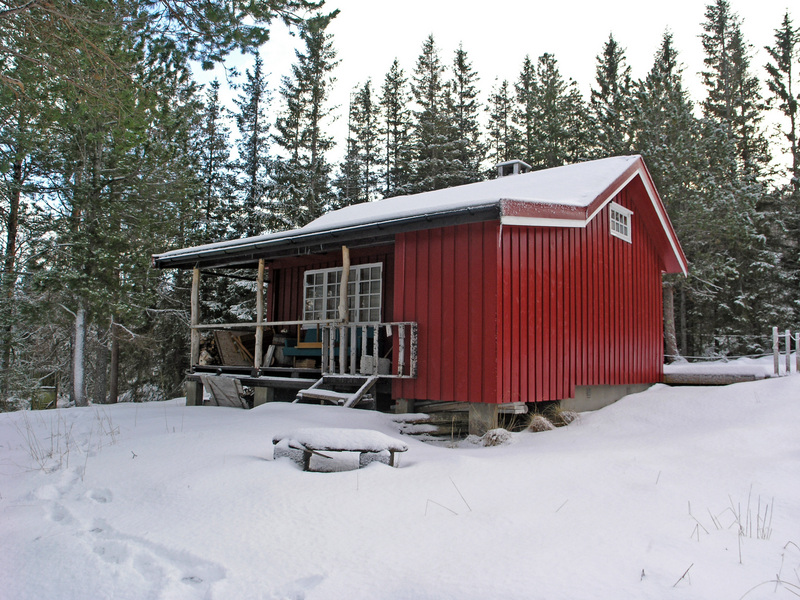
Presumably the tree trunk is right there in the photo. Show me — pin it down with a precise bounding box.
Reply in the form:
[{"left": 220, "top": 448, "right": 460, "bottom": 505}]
[
  {"left": 1, "top": 158, "right": 22, "bottom": 401},
  {"left": 108, "top": 319, "right": 119, "bottom": 404},
  {"left": 663, "top": 282, "right": 679, "bottom": 362},
  {"left": 72, "top": 305, "right": 87, "bottom": 406},
  {"left": 94, "top": 334, "right": 108, "bottom": 404},
  {"left": 679, "top": 287, "right": 688, "bottom": 356}
]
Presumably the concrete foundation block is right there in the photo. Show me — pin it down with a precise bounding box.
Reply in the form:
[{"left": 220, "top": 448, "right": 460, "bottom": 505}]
[
  {"left": 394, "top": 398, "right": 415, "bottom": 414},
  {"left": 184, "top": 380, "right": 203, "bottom": 406},
  {"left": 561, "top": 384, "right": 651, "bottom": 412},
  {"left": 468, "top": 403, "right": 499, "bottom": 436},
  {"left": 253, "top": 386, "right": 274, "bottom": 407}
]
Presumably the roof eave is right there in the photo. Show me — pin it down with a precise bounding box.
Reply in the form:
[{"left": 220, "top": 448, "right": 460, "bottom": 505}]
[{"left": 152, "top": 203, "right": 502, "bottom": 269}]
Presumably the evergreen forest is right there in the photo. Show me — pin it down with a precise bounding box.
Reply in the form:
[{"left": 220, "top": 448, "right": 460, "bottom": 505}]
[{"left": 1, "top": 0, "right": 798, "bottom": 408}]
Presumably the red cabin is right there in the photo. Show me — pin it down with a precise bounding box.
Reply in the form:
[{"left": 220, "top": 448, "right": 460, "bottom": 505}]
[{"left": 154, "top": 155, "right": 686, "bottom": 432}]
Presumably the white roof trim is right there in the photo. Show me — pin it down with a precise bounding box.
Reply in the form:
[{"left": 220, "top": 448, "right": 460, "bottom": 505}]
[{"left": 500, "top": 216, "right": 585, "bottom": 228}]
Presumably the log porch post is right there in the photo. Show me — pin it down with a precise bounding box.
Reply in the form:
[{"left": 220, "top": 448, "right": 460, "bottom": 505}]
[
  {"left": 190, "top": 266, "right": 200, "bottom": 366},
  {"left": 254, "top": 259, "right": 265, "bottom": 370},
  {"left": 186, "top": 266, "right": 203, "bottom": 406},
  {"left": 338, "top": 246, "right": 350, "bottom": 374}
]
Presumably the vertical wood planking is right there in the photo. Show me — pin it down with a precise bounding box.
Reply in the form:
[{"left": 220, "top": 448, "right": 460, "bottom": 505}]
[
  {"left": 454, "top": 226, "right": 469, "bottom": 401},
  {"left": 393, "top": 222, "right": 500, "bottom": 404},
  {"left": 494, "top": 189, "right": 665, "bottom": 406},
  {"left": 441, "top": 227, "right": 456, "bottom": 400},
  {"left": 468, "top": 224, "right": 484, "bottom": 401},
  {"left": 534, "top": 228, "right": 544, "bottom": 401}
]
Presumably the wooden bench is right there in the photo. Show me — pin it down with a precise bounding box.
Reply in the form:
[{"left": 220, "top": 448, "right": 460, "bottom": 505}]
[{"left": 272, "top": 428, "right": 408, "bottom": 471}]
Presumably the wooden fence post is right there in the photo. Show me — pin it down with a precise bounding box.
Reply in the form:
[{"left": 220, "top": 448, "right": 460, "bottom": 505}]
[
  {"left": 773, "top": 326, "right": 779, "bottom": 376},
  {"left": 796, "top": 333, "right": 799, "bottom": 374},
  {"left": 786, "top": 329, "right": 791, "bottom": 375}
]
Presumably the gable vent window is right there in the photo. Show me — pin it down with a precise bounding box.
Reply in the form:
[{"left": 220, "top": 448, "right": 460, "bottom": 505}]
[{"left": 609, "top": 202, "right": 633, "bottom": 243}]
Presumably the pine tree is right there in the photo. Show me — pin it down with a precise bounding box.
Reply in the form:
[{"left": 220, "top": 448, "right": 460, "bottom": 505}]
[
  {"left": 485, "top": 78, "right": 518, "bottom": 174},
  {"left": 590, "top": 34, "right": 634, "bottom": 157},
  {"left": 272, "top": 11, "right": 339, "bottom": 228},
  {"left": 701, "top": 0, "right": 769, "bottom": 175},
  {"left": 445, "top": 44, "right": 484, "bottom": 185},
  {"left": 232, "top": 52, "right": 272, "bottom": 237},
  {"left": 379, "top": 59, "right": 412, "bottom": 197}
]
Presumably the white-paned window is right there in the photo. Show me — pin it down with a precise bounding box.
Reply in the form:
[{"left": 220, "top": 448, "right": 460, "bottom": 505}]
[
  {"left": 609, "top": 202, "right": 633, "bottom": 243},
  {"left": 303, "top": 263, "right": 382, "bottom": 323}
]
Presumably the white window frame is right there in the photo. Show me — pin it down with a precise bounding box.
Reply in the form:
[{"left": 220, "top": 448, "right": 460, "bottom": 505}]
[
  {"left": 609, "top": 201, "right": 633, "bottom": 243},
  {"left": 302, "top": 262, "right": 383, "bottom": 324}
]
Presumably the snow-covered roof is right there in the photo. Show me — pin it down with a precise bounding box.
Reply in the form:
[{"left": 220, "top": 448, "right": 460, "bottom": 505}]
[{"left": 153, "top": 155, "right": 686, "bottom": 274}]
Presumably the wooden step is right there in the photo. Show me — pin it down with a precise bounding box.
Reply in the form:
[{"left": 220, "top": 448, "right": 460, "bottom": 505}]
[
  {"left": 294, "top": 375, "right": 379, "bottom": 409},
  {"left": 297, "top": 388, "right": 353, "bottom": 405}
]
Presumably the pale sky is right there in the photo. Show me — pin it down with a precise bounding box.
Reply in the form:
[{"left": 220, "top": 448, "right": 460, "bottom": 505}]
[{"left": 206, "top": 0, "right": 795, "bottom": 171}]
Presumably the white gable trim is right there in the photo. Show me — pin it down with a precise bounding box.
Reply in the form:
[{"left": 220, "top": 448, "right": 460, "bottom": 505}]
[{"left": 500, "top": 215, "right": 585, "bottom": 228}]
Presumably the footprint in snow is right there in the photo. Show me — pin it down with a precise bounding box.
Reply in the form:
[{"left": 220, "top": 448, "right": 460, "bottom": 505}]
[
  {"left": 87, "top": 488, "right": 112, "bottom": 503},
  {"left": 88, "top": 519, "right": 226, "bottom": 595},
  {"left": 48, "top": 503, "right": 74, "bottom": 524}
]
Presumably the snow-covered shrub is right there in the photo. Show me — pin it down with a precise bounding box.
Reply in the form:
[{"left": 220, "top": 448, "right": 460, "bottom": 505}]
[
  {"left": 527, "top": 414, "right": 555, "bottom": 432},
  {"left": 481, "top": 428, "right": 513, "bottom": 446},
  {"left": 549, "top": 408, "right": 578, "bottom": 426}
]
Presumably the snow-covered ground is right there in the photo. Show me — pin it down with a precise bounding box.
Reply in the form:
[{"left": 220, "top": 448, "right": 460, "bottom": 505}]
[{"left": 2, "top": 364, "right": 799, "bottom": 599}]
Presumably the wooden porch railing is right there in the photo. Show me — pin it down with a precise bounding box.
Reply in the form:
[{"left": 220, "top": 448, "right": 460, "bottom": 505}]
[
  {"left": 189, "top": 318, "right": 418, "bottom": 379},
  {"left": 320, "top": 322, "right": 418, "bottom": 379}
]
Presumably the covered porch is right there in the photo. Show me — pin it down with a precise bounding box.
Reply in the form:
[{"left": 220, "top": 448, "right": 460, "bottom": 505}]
[{"left": 181, "top": 249, "right": 417, "bottom": 409}]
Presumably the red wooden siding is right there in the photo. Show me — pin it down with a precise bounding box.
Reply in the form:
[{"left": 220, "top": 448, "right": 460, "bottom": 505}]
[
  {"left": 497, "top": 187, "right": 664, "bottom": 404},
  {"left": 392, "top": 187, "right": 664, "bottom": 406},
  {"left": 392, "top": 222, "right": 499, "bottom": 404},
  {"left": 266, "top": 245, "right": 395, "bottom": 322}
]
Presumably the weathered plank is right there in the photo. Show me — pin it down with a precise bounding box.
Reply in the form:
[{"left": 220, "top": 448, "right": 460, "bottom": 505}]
[{"left": 663, "top": 372, "right": 759, "bottom": 385}]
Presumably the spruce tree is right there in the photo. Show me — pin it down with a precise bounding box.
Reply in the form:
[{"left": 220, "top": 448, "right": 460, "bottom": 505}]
[
  {"left": 701, "top": 0, "right": 769, "bottom": 176},
  {"left": 379, "top": 59, "right": 412, "bottom": 197},
  {"left": 232, "top": 52, "right": 272, "bottom": 237},
  {"left": 272, "top": 11, "right": 339, "bottom": 228},
  {"left": 764, "top": 12, "right": 799, "bottom": 188},
  {"left": 409, "top": 35, "right": 456, "bottom": 192},
  {"left": 514, "top": 56, "right": 538, "bottom": 167},
  {"left": 485, "top": 78, "right": 518, "bottom": 174},
  {"left": 445, "top": 44, "right": 484, "bottom": 185},
  {"left": 335, "top": 97, "right": 364, "bottom": 206},
  {"left": 530, "top": 53, "right": 589, "bottom": 168},
  {"left": 763, "top": 12, "right": 800, "bottom": 328},
  {"left": 590, "top": 34, "right": 634, "bottom": 157},
  {"left": 196, "top": 80, "right": 233, "bottom": 242},
  {"left": 335, "top": 80, "right": 381, "bottom": 205},
  {"left": 631, "top": 32, "right": 707, "bottom": 356}
]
